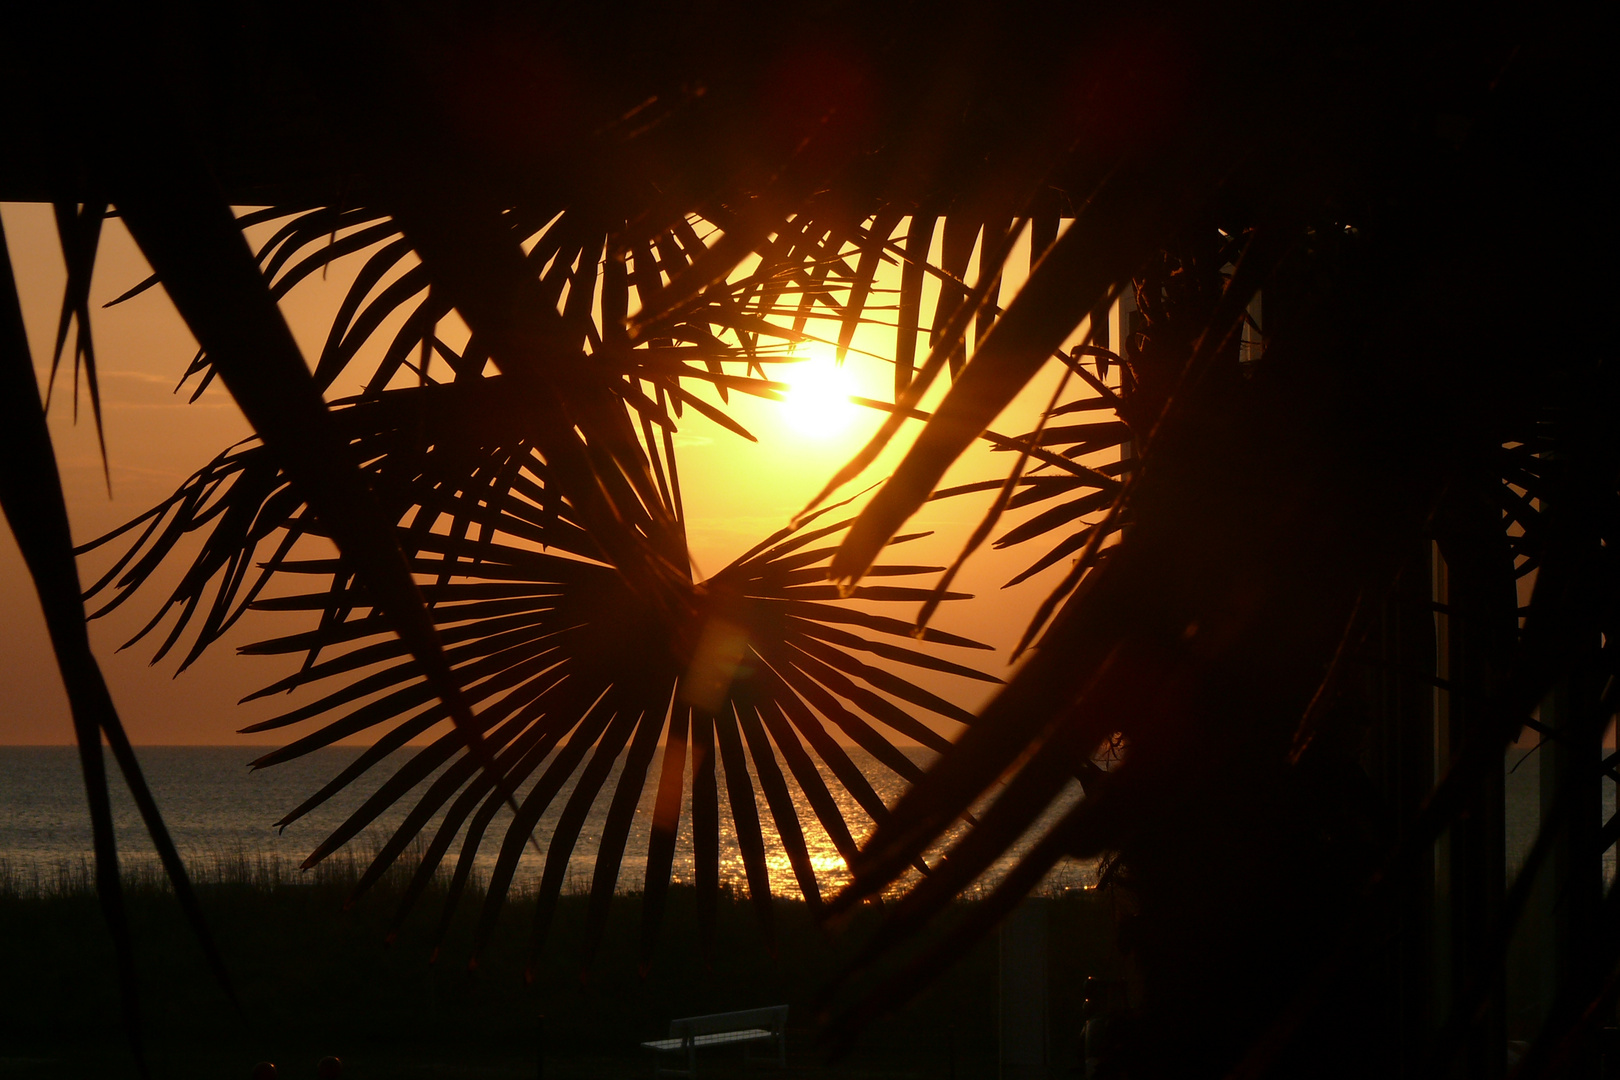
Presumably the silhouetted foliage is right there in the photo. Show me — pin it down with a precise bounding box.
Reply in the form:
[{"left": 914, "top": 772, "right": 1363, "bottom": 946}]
[{"left": 1, "top": 2, "right": 1611, "bottom": 1077}]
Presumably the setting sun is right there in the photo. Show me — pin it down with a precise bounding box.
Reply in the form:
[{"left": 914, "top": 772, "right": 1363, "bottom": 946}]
[{"left": 778, "top": 352, "right": 860, "bottom": 437}]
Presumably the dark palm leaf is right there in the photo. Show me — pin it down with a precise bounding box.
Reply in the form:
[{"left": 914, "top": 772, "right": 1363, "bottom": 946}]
[
  {"left": 2, "top": 219, "right": 239, "bottom": 1076},
  {"left": 270, "top": 501, "right": 989, "bottom": 973},
  {"left": 47, "top": 200, "right": 110, "bottom": 484},
  {"left": 80, "top": 365, "right": 998, "bottom": 973}
]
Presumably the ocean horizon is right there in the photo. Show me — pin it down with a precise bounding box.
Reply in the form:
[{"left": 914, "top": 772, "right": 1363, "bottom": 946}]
[
  {"left": 0, "top": 742, "right": 1599, "bottom": 899},
  {"left": 0, "top": 743, "right": 1095, "bottom": 899}
]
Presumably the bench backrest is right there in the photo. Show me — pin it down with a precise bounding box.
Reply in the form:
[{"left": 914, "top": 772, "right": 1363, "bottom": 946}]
[{"left": 669, "top": 1005, "right": 788, "bottom": 1040}]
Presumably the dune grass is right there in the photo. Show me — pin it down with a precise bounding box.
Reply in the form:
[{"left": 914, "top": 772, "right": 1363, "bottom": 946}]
[{"left": 0, "top": 850, "right": 1113, "bottom": 1079}]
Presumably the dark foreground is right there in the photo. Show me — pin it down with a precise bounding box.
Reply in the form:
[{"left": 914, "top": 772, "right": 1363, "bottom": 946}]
[{"left": 0, "top": 858, "right": 1113, "bottom": 1078}]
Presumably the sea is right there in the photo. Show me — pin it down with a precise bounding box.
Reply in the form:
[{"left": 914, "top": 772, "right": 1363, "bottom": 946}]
[
  {"left": 0, "top": 744, "right": 1092, "bottom": 900},
  {"left": 0, "top": 744, "right": 1605, "bottom": 900}
]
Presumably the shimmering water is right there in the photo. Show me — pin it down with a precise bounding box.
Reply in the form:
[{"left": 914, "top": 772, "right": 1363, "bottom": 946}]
[
  {"left": 1, "top": 743, "right": 1604, "bottom": 900},
  {"left": 0, "top": 745, "right": 1093, "bottom": 898}
]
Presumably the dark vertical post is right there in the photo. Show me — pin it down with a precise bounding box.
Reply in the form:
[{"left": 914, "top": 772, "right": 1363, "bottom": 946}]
[
  {"left": 999, "top": 899, "right": 1050, "bottom": 1080},
  {"left": 536, "top": 1012, "right": 545, "bottom": 1080},
  {"left": 1432, "top": 546, "right": 1454, "bottom": 1040},
  {"left": 1364, "top": 545, "right": 1436, "bottom": 1075},
  {"left": 1436, "top": 483, "right": 1517, "bottom": 1080},
  {"left": 1540, "top": 673, "right": 1605, "bottom": 1072}
]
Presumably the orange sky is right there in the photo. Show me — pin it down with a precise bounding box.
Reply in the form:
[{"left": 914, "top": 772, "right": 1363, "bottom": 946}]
[{"left": 0, "top": 203, "right": 1091, "bottom": 745}]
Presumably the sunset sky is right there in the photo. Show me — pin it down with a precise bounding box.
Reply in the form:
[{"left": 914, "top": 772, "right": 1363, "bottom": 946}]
[{"left": 0, "top": 202, "right": 1090, "bottom": 746}]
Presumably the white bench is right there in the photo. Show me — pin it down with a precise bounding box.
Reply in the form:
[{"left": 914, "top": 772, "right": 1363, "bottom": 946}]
[{"left": 640, "top": 1005, "right": 789, "bottom": 1077}]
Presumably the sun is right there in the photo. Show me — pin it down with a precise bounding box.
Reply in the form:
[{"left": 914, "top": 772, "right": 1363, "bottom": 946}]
[{"left": 779, "top": 352, "right": 860, "bottom": 437}]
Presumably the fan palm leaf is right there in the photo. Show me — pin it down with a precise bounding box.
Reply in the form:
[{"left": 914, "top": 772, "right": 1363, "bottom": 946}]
[{"left": 79, "top": 360, "right": 1000, "bottom": 973}]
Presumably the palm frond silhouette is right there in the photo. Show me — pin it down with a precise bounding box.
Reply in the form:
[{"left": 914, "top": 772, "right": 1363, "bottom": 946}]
[{"left": 1, "top": 1, "right": 1610, "bottom": 1076}]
